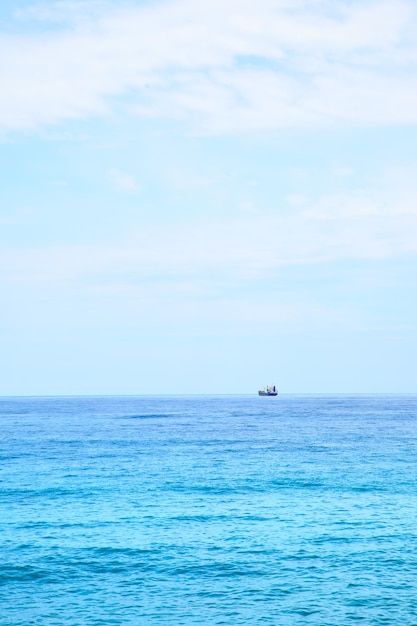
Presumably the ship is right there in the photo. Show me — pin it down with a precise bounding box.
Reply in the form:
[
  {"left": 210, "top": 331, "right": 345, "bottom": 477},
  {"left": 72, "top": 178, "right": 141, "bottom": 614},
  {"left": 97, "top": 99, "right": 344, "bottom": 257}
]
[{"left": 258, "top": 385, "right": 278, "bottom": 396}]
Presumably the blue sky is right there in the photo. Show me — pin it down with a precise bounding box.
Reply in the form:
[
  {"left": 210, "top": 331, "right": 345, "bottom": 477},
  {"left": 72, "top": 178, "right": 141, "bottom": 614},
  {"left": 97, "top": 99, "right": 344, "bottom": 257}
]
[{"left": 1, "top": 0, "right": 417, "bottom": 394}]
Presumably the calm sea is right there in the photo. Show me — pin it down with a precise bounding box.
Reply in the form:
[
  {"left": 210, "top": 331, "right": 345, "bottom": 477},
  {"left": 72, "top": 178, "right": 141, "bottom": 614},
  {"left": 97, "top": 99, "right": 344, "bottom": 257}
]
[{"left": 1, "top": 395, "right": 416, "bottom": 625}]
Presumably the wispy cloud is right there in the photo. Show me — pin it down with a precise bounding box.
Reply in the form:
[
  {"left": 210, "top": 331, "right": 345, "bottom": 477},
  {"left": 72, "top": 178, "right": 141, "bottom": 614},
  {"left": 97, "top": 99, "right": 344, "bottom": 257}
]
[
  {"left": 1, "top": 182, "right": 416, "bottom": 290},
  {"left": 108, "top": 168, "right": 139, "bottom": 192},
  {"left": 1, "top": 0, "right": 417, "bottom": 134}
]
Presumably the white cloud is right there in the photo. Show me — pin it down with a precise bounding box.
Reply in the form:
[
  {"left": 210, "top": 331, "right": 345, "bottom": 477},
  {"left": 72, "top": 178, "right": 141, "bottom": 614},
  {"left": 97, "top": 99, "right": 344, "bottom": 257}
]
[
  {"left": 1, "top": 0, "right": 417, "bottom": 133},
  {"left": 332, "top": 167, "right": 354, "bottom": 178},
  {"left": 15, "top": 1, "right": 109, "bottom": 24},
  {"left": 108, "top": 168, "right": 139, "bottom": 192},
  {"left": 1, "top": 184, "right": 416, "bottom": 289}
]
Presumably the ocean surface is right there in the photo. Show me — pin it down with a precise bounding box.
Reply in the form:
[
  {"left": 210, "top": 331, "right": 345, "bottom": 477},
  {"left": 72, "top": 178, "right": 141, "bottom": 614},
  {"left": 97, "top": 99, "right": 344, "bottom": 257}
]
[{"left": 1, "top": 394, "right": 416, "bottom": 625}]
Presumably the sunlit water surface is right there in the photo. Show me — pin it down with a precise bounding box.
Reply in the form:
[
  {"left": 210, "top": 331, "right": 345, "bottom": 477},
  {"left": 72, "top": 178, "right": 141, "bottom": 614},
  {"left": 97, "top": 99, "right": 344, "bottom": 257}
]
[{"left": 1, "top": 395, "right": 416, "bottom": 625}]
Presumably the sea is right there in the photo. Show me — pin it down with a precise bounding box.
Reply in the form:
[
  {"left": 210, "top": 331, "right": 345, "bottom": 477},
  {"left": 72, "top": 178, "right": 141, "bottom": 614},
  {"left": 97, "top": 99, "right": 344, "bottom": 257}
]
[{"left": 1, "top": 394, "right": 416, "bottom": 625}]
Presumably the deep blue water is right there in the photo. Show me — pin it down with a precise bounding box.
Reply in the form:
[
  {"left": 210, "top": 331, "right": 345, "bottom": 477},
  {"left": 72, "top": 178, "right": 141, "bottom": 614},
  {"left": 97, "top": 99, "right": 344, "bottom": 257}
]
[{"left": 1, "top": 394, "right": 417, "bottom": 625}]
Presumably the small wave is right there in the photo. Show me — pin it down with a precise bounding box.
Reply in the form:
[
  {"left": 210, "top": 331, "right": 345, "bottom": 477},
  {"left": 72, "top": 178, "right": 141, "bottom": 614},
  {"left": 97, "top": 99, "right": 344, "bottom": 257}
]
[
  {"left": 159, "top": 562, "right": 267, "bottom": 579},
  {"left": 119, "top": 413, "right": 176, "bottom": 420},
  {"left": 0, "top": 565, "right": 51, "bottom": 584}
]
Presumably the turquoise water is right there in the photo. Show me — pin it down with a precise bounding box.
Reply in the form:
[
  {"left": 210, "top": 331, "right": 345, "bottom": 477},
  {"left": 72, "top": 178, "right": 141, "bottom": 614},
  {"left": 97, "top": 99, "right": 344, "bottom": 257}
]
[{"left": 1, "top": 394, "right": 417, "bottom": 625}]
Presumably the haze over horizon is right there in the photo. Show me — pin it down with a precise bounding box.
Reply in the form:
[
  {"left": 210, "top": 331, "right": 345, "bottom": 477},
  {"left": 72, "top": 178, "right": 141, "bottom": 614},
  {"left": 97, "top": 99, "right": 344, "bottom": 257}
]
[{"left": 1, "top": 0, "right": 416, "bottom": 395}]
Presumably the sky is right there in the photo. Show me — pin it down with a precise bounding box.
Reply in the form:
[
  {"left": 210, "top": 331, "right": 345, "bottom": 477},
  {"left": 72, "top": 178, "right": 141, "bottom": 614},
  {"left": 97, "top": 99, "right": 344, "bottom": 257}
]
[{"left": 1, "top": 0, "right": 417, "bottom": 395}]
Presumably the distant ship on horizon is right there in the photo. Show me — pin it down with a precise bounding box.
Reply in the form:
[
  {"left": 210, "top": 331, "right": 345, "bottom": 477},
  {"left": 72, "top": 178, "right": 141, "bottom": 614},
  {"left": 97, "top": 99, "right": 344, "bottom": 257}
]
[{"left": 258, "top": 385, "right": 278, "bottom": 396}]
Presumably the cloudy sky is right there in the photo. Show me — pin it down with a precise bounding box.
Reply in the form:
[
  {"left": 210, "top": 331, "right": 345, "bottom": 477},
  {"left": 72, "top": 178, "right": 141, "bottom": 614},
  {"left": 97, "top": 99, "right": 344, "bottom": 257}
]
[{"left": 1, "top": 0, "right": 417, "bottom": 394}]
